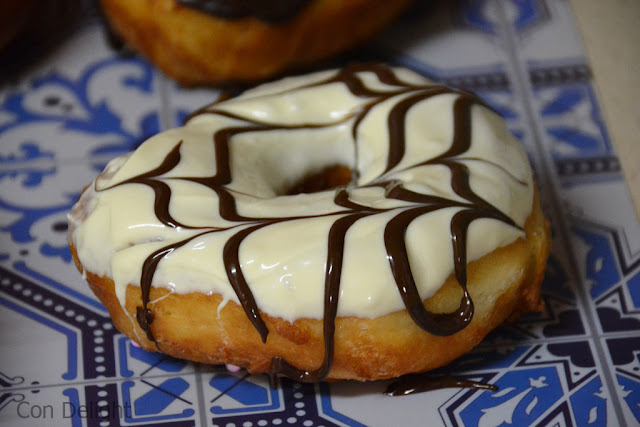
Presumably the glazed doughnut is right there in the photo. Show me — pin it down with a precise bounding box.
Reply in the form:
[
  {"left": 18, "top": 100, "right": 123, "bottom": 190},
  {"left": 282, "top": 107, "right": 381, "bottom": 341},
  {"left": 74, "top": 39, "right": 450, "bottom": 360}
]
[
  {"left": 99, "top": 0, "right": 413, "bottom": 85},
  {"left": 68, "top": 64, "right": 550, "bottom": 381}
]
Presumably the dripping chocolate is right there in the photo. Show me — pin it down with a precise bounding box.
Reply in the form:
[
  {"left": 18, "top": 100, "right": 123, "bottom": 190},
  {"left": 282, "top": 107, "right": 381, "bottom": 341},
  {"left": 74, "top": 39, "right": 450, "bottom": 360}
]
[{"left": 89, "top": 64, "right": 527, "bottom": 384}]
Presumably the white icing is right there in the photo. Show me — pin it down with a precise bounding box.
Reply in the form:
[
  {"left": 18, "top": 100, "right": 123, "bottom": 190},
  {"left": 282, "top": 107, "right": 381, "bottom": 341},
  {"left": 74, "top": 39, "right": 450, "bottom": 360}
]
[{"left": 69, "top": 66, "right": 534, "bottom": 321}]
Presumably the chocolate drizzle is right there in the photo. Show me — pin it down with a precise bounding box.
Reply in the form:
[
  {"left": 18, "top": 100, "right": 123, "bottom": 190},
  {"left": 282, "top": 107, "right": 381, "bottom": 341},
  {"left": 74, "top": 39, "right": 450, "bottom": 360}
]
[
  {"left": 269, "top": 212, "right": 369, "bottom": 383},
  {"left": 385, "top": 374, "right": 499, "bottom": 396},
  {"left": 176, "top": 0, "right": 312, "bottom": 23},
  {"left": 97, "top": 64, "right": 527, "bottom": 383}
]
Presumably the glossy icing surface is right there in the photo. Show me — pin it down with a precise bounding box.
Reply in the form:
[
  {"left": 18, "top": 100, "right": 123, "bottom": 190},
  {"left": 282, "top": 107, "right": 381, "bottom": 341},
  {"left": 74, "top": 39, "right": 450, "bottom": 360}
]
[{"left": 69, "top": 64, "right": 532, "bottom": 340}]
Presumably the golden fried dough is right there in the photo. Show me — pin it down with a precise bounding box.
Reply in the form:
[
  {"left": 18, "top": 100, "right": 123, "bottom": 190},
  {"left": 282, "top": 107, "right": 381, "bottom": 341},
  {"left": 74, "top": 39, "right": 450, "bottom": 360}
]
[{"left": 100, "top": 0, "right": 413, "bottom": 85}]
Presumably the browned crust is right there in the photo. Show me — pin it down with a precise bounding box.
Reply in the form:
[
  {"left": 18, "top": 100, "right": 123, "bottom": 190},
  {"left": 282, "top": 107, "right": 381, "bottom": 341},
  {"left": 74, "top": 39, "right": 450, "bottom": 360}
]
[
  {"left": 99, "top": 0, "right": 413, "bottom": 85},
  {"left": 70, "top": 191, "right": 550, "bottom": 381}
]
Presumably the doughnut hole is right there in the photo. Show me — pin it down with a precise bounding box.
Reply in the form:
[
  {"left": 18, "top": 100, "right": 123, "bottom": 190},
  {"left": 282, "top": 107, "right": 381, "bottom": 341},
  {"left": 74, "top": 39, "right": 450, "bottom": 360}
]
[
  {"left": 226, "top": 125, "right": 356, "bottom": 198},
  {"left": 286, "top": 165, "right": 353, "bottom": 195}
]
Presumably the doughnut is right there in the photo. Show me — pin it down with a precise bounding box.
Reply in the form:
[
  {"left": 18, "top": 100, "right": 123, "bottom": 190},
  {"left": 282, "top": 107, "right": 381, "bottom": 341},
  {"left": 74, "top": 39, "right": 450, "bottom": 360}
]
[
  {"left": 0, "top": 0, "right": 36, "bottom": 51},
  {"left": 98, "top": 0, "right": 413, "bottom": 85},
  {"left": 68, "top": 64, "right": 551, "bottom": 382}
]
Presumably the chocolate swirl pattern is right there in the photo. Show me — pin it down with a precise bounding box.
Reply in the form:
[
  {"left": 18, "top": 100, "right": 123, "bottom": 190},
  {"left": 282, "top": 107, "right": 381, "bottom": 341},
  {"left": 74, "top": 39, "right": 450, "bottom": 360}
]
[{"left": 70, "top": 64, "right": 534, "bottom": 382}]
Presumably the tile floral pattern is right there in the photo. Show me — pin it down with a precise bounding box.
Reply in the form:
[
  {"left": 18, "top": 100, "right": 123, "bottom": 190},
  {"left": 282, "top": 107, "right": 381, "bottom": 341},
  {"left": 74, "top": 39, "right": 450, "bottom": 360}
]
[{"left": 1, "top": 0, "right": 638, "bottom": 425}]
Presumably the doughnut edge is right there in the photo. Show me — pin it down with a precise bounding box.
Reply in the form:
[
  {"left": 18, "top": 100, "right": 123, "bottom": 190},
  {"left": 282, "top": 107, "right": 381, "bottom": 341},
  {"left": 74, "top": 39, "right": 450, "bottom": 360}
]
[
  {"left": 98, "top": 0, "right": 414, "bottom": 85},
  {"left": 69, "top": 189, "right": 550, "bottom": 381}
]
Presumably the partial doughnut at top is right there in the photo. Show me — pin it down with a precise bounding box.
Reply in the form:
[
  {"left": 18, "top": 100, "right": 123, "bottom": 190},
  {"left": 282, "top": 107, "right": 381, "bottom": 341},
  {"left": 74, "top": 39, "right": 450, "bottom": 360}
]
[
  {"left": 68, "top": 64, "right": 550, "bottom": 382},
  {"left": 99, "top": 0, "right": 414, "bottom": 85}
]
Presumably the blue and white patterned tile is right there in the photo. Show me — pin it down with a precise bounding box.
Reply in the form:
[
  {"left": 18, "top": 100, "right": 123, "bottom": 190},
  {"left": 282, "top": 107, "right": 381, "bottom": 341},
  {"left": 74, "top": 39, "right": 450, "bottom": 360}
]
[
  {"left": 0, "top": 0, "right": 637, "bottom": 424},
  {"left": 501, "top": 0, "right": 615, "bottom": 164},
  {"left": 322, "top": 340, "right": 615, "bottom": 426},
  {"left": 562, "top": 171, "right": 640, "bottom": 274},
  {"left": 0, "top": 263, "right": 119, "bottom": 384},
  {"left": 604, "top": 336, "right": 640, "bottom": 425},
  {"left": 205, "top": 373, "right": 416, "bottom": 427},
  {"left": 205, "top": 374, "right": 326, "bottom": 426},
  {"left": 0, "top": 160, "right": 104, "bottom": 305},
  {"left": 554, "top": 154, "right": 621, "bottom": 192},
  {"left": 205, "top": 368, "right": 272, "bottom": 416},
  {"left": 456, "top": 341, "right": 613, "bottom": 426},
  {"left": 116, "top": 337, "right": 195, "bottom": 380},
  {"left": 0, "top": 293, "right": 79, "bottom": 389},
  {"left": 0, "top": 383, "right": 88, "bottom": 427},
  {"left": 570, "top": 214, "right": 640, "bottom": 334},
  {"left": 317, "top": 379, "right": 463, "bottom": 426},
  {"left": 119, "top": 376, "right": 199, "bottom": 425},
  {"left": 0, "top": 234, "right": 127, "bottom": 384},
  {"left": 0, "top": 25, "right": 163, "bottom": 164},
  {"left": 531, "top": 80, "right": 612, "bottom": 160},
  {"left": 503, "top": 0, "right": 585, "bottom": 65},
  {"left": 206, "top": 367, "right": 484, "bottom": 427},
  {"left": 489, "top": 248, "right": 587, "bottom": 342},
  {"left": 561, "top": 175, "right": 640, "bottom": 248},
  {"left": 375, "top": 1, "right": 510, "bottom": 84},
  {"left": 0, "top": 378, "right": 199, "bottom": 427}
]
